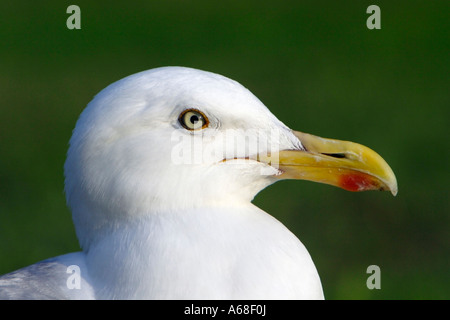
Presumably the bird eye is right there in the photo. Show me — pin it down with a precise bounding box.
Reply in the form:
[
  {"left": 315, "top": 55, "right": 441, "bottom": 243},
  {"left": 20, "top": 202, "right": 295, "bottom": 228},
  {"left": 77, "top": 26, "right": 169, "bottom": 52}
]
[{"left": 179, "top": 109, "right": 209, "bottom": 131}]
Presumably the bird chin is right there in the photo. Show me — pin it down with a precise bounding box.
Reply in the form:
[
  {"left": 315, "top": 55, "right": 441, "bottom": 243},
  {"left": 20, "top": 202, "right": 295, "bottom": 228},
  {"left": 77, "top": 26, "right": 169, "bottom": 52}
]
[{"left": 218, "top": 157, "right": 281, "bottom": 177}]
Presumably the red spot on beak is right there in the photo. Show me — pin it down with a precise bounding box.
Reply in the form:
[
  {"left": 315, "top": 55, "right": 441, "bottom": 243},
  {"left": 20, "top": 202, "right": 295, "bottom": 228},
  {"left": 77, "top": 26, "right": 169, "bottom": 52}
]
[{"left": 339, "top": 173, "right": 377, "bottom": 192}]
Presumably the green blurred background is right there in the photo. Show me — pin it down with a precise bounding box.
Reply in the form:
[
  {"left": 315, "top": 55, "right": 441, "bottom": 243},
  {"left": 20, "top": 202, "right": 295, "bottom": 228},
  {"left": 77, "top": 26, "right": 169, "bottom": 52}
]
[{"left": 0, "top": 1, "right": 448, "bottom": 299}]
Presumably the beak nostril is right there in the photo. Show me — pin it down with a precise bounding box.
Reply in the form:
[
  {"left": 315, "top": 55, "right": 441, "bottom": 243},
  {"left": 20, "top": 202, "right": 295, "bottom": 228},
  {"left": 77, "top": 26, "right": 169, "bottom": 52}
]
[{"left": 322, "top": 153, "right": 347, "bottom": 159}]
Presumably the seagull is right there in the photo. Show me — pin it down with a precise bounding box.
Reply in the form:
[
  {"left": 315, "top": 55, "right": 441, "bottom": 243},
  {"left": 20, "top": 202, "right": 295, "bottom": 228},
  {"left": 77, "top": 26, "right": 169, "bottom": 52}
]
[{"left": 0, "top": 67, "right": 397, "bottom": 299}]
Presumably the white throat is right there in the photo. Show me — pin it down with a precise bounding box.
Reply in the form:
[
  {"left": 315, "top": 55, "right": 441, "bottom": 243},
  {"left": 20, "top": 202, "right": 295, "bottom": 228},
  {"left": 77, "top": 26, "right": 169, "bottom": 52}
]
[{"left": 84, "top": 204, "right": 323, "bottom": 299}]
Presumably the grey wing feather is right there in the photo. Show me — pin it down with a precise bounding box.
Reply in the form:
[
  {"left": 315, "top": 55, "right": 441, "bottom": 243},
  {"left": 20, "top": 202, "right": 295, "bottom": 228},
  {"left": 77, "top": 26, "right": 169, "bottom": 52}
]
[
  {"left": 0, "top": 253, "right": 95, "bottom": 300},
  {"left": 0, "top": 259, "right": 72, "bottom": 299}
]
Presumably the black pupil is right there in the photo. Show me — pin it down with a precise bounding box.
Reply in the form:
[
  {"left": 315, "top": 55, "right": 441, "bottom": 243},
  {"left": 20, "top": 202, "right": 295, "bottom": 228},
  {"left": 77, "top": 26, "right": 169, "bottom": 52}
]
[{"left": 190, "top": 114, "right": 200, "bottom": 124}]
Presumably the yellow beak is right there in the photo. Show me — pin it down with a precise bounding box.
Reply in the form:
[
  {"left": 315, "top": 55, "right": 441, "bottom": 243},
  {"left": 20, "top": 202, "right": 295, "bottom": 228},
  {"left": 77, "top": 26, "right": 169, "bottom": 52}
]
[{"left": 259, "top": 130, "right": 398, "bottom": 196}]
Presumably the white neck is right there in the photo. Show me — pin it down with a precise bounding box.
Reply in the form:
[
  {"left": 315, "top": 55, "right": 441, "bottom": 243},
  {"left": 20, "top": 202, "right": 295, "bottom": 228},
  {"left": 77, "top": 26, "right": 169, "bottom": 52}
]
[{"left": 83, "top": 204, "right": 323, "bottom": 299}]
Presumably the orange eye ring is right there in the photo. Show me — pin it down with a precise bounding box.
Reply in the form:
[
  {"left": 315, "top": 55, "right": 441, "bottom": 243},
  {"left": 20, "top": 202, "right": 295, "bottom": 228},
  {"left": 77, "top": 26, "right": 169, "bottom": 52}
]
[{"left": 178, "top": 109, "right": 209, "bottom": 131}]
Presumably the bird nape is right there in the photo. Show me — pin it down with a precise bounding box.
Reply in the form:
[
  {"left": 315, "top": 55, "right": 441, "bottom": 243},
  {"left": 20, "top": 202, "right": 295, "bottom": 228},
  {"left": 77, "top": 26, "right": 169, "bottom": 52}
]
[{"left": 0, "top": 66, "right": 397, "bottom": 300}]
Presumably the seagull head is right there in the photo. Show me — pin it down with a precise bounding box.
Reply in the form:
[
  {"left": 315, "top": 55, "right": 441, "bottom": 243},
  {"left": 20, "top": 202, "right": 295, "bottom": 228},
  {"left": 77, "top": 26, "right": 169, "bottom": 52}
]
[{"left": 64, "top": 67, "right": 397, "bottom": 249}]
